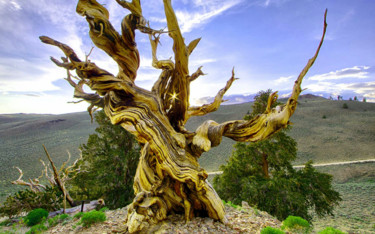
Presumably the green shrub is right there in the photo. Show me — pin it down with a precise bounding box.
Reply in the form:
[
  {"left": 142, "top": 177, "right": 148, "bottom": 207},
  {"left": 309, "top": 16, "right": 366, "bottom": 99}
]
[
  {"left": 342, "top": 103, "right": 348, "bottom": 109},
  {"left": 261, "top": 226, "right": 285, "bottom": 234},
  {"left": 281, "top": 216, "right": 310, "bottom": 232},
  {"left": 0, "top": 219, "right": 12, "bottom": 226},
  {"left": 99, "top": 207, "right": 109, "bottom": 212},
  {"left": 47, "top": 213, "right": 71, "bottom": 227},
  {"left": 318, "top": 227, "right": 346, "bottom": 234},
  {"left": 73, "top": 212, "right": 84, "bottom": 219},
  {"left": 25, "top": 222, "right": 48, "bottom": 234},
  {"left": 25, "top": 208, "right": 49, "bottom": 227},
  {"left": 68, "top": 111, "right": 140, "bottom": 209},
  {"left": 80, "top": 210, "right": 106, "bottom": 227},
  {"left": 0, "top": 186, "right": 63, "bottom": 218},
  {"left": 47, "top": 215, "right": 59, "bottom": 227},
  {"left": 213, "top": 90, "right": 341, "bottom": 222},
  {"left": 223, "top": 200, "right": 239, "bottom": 209}
]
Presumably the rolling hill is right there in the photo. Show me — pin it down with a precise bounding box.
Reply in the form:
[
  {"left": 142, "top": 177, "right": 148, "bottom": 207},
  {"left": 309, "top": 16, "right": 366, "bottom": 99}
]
[{"left": 1, "top": 95, "right": 374, "bottom": 201}]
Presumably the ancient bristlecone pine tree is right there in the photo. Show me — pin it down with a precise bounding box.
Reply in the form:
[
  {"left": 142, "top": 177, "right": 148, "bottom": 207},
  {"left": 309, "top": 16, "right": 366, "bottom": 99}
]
[{"left": 40, "top": 0, "right": 327, "bottom": 232}]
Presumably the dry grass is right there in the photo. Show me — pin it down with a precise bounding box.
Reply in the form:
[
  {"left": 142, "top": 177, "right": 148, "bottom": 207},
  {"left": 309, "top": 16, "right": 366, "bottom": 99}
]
[{"left": 312, "top": 178, "right": 375, "bottom": 233}]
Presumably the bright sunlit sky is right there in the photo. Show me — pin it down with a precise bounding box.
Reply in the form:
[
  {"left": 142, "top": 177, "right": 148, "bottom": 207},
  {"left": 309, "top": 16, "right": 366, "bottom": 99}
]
[{"left": 0, "top": 0, "right": 374, "bottom": 114}]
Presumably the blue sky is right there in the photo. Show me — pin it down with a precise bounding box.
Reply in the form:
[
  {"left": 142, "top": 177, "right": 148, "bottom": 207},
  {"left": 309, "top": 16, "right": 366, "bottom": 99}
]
[{"left": 0, "top": 0, "right": 374, "bottom": 114}]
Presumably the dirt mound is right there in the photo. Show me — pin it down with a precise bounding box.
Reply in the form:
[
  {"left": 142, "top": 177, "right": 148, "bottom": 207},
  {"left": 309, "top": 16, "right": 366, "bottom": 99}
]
[{"left": 46, "top": 203, "right": 281, "bottom": 234}]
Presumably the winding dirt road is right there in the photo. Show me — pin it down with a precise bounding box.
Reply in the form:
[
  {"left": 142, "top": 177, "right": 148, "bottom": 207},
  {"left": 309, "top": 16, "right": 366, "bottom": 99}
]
[{"left": 207, "top": 159, "right": 375, "bottom": 175}]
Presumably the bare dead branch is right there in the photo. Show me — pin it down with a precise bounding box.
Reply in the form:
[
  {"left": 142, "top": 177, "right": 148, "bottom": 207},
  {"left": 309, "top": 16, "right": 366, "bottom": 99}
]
[
  {"left": 40, "top": 36, "right": 81, "bottom": 63},
  {"left": 187, "top": 38, "right": 201, "bottom": 55},
  {"left": 286, "top": 9, "right": 328, "bottom": 114},
  {"left": 116, "top": 0, "right": 142, "bottom": 16},
  {"left": 12, "top": 167, "right": 46, "bottom": 192},
  {"left": 189, "top": 66, "right": 205, "bottom": 82},
  {"left": 188, "top": 68, "right": 237, "bottom": 118},
  {"left": 43, "top": 145, "right": 75, "bottom": 207}
]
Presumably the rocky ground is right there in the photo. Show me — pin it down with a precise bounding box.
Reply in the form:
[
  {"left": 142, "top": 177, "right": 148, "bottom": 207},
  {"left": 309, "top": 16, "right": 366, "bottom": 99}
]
[{"left": 43, "top": 202, "right": 281, "bottom": 234}]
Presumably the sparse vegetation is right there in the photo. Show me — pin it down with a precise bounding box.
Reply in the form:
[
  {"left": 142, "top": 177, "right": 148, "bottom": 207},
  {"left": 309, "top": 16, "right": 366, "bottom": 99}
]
[
  {"left": 73, "top": 212, "right": 84, "bottom": 220},
  {"left": 47, "top": 214, "right": 70, "bottom": 227},
  {"left": 25, "top": 222, "right": 48, "bottom": 234},
  {"left": 312, "top": 178, "right": 375, "bottom": 233}
]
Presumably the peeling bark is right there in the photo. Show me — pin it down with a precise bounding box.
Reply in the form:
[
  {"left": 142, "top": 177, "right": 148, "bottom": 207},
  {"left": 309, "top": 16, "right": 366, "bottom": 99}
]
[{"left": 40, "top": 1, "right": 327, "bottom": 232}]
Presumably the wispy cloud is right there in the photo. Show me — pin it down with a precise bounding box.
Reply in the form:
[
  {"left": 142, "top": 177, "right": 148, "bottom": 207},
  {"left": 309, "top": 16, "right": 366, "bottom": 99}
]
[
  {"left": 175, "top": 0, "right": 243, "bottom": 33},
  {"left": 304, "top": 80, "right": 375, "bottom": 100},
  {"left": 274, "top": 75, "right": 294, "bottom": 84},
  {"left": 309, "top": 66, "right": 370, "bottom": 81},
  {"left": 346, "top": 81, "right": 375, "bottom": 99},
  {"left": 255, "top": 0, "right": 291, "bottom": 7},
  {"left": 0, "top": 57, "right": 65, "bottom": 93}
]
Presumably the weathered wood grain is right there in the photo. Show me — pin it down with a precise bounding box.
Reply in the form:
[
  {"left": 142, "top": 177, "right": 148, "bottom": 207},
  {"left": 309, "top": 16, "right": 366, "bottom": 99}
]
[{"left": 40, "top": 1, "right": 327, "bottom": 232}]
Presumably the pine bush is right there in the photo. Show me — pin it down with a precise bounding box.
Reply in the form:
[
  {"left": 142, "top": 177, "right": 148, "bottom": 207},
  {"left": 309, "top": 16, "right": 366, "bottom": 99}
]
[
  {"left": 80, "top": 210, "right": 106, "bottom": 227},
  {"left": 25, "top": 208, "right": 49, "bottom": 227},
  {"left": 261, "top": 226, "right": 285, "bottom": 234}
]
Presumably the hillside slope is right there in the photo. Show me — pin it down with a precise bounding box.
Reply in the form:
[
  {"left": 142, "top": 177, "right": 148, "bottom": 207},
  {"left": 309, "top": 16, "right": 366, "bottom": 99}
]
[
  {"left": 186, "top": 96, "right": 375, "bottom": 171},
  {"left": 1, "top": 95, "right": 374, "bottom": 199},
  {"left": 0, "top": 112, "right": 97, "bottom": 198}
]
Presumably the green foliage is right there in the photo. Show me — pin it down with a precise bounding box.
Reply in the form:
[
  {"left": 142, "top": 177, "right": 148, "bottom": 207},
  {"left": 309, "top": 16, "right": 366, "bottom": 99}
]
[
  {"left": 47, "top": 214, "right": 70, "bottom": 227},
  {"left": 80, "top": 210, "right": 106, "bottom": 227},
  {"left": 295, "top": 162, "right": 341, "bottom": 217},
  {"left": 25, "top": 222, "right": 48, "bottom": 234},
  {"left": 318, "top": 227, "right": 346, "bottom": 234},
  {"left": 222, "top": 200, "right": 240, "bottom": 209},
  {"left": 0, "top": 219, "right": 12, "bottom": 226},
  {"left": 68, "top": 111, "right": 140, "bottom": 209},
  {"left": 99, "top": 207, "right": 109, "bottom": 212},
  {"left": 244, "top": 89, "right": 282, "bottom": 120},
  {"left": 281, "top": 216, "right": 310, "bottom": 232},
  {"left": 342, "top": 103, "right": 348, "bottom": 109},
  {"left": 73, "top": 212, "right": 84, "bottom": 219},
  {"left": 0, "top": 186, "right": 63, "bottom": 218},
  {"left": 260, "top": 226, "right": 285, "bottom": 234},
  {"left": 322, "top": 115, "right": 327, "bottom": 119},
  {"left": 24, "top": 208, "right": 48, "bottom": 227},
  {"left": 213, "top": 90, "right": 341, "bottom": 221}
]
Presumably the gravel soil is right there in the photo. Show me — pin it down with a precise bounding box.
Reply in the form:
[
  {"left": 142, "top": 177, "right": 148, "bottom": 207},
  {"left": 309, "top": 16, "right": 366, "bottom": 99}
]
[{"left": 43, "top": 202, "right": 281, "bottom": 234}]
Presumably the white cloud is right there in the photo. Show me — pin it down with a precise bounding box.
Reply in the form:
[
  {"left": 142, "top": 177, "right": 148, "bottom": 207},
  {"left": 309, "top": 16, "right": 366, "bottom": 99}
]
[
  {"left": 255, "top": 0, "right": 291, "bottom": 7},
  {"left": 309, "top": 66, "right": 370, "bottom": 81},
  {"left": 280, "top": 92, "right": 291, "bottom": 98},
  {"left": 10, "top": 0, "right": 21, "bottom": 10},
  {"left": 0, "top": 0, "right": 21, "bottom": 11},
  {"left": 274, "top": 75, "right": 294, "bottom": 84},
  {"left": 175, "top": 0, "right": 243, "bottom": 33},
  {"left": 0, "top": 57, "right": 65, "bottom": 93},
  {"left": 190, "top": 58, "right": 216, "bottom": 67},
  {"left": 0, "top": 92, "right": 88, "bottom": 114},
  {"left": 304, "top": 80, "right": 375, "bottom": 100}
]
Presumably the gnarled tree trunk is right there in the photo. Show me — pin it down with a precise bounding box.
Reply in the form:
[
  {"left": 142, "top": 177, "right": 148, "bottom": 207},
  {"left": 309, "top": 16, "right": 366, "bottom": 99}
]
[{"left": 40, "top": 0, "right": 327, "bottom": 232}]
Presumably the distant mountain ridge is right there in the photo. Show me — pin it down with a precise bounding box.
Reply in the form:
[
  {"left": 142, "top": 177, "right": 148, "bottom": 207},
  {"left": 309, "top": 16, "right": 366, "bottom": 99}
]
[{"left": 195, "top": 92, "right": 329, "bottom": 106}]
